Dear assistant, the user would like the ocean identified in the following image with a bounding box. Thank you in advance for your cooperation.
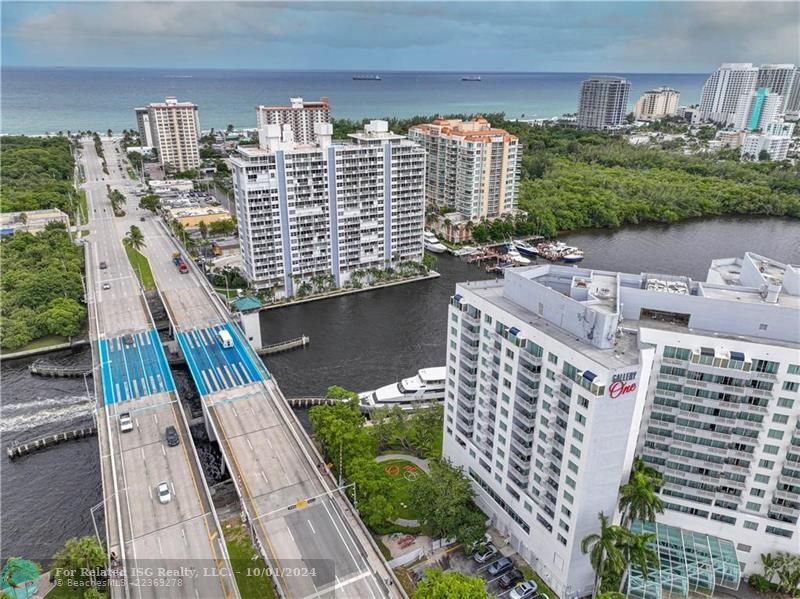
[1,67,707,135]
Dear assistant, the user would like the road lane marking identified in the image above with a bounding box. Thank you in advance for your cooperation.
[287,527,295,542]
[308,520,316,534]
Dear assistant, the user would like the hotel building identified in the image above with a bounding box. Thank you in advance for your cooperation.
[697,64,759,125]
[231,120,425,298]
[408,118,521,219]
[256,97,331,145]
[633,88,681,122]
[732,88,783,131]
[134,97,200,172]
[576,76,631,130]
[443,253,799,598]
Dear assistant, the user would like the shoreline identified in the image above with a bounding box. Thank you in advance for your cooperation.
[259,271,441,311]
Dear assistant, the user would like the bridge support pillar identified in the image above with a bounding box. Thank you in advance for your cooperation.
[239,310,263,350]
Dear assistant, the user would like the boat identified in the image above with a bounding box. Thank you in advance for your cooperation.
[353,75,382,81]
[462,76,482,82]
[513,239,539,258]
[561,248,584,263]
[453,246,478,257]
[358,367,446,412]
[505,247,531,266]
[425,241,447,253]
[424,230,439,243]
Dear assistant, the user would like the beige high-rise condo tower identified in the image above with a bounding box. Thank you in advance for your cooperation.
[135,97,200,173]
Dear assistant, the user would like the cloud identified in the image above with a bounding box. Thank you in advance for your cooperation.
[3,1,799,70]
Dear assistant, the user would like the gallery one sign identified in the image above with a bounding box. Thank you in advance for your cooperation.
[609,371,638,399]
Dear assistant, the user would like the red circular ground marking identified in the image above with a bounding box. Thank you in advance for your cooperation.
[384,465,400,476]
[403,465,417,472]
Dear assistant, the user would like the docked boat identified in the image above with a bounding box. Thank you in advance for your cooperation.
[453,246,478,257]
[513,239,539,258]
[353,74,381,81]
[561,247,585,263]
[424,231,447,253]
[359,367,446,412]
[505,248,531,266]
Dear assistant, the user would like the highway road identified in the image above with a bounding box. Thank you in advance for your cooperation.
[81,139,239,599]
[101,142,400,598]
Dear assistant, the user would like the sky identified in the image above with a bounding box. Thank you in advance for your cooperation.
[2,1,798,72]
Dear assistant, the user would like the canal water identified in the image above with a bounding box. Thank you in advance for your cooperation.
[2,216,798,561]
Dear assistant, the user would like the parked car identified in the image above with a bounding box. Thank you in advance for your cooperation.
[157,482,171,504]
[123,334,134,346]
[119,412,133,433]
[487,557,514,577]
[473,543,498,564]
[165,426,180,447]
[510,580,539,599]
[499,569,524,589]
[102,283,111,290]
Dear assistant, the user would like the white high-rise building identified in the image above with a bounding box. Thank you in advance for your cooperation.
[741,121,795,161]
[134,97,200,172]
[633,88,681,121]
[256,97,331,145]
[577,76,631,129]
[232,120,425,298]
[443,253,799,598]
[732,88,783,131]
[408,118,521,219]
[697,63,759,125]
[757,64,798,113]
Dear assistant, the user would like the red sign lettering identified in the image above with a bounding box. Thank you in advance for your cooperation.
[609,380,637,399]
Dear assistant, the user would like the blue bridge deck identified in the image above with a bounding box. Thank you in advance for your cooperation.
[99,330,176,405]
[176,323,263,397]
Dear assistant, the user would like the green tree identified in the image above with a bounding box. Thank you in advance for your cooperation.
[581,512,625,598]
[758,149,771,161]
[123,225,146,252]
[39,297,86,338]
[138,193,160,213]
[409,459,485,547]
[325,385,359,401]
[345,457,397,527]
[761,552,779,584]
[51,536,106,590]
[618,469,663,526]
[612,530,657,593]
[199,220,209,240]
[413,569,488,599]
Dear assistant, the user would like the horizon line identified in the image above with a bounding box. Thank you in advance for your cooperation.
[2,64,712,76]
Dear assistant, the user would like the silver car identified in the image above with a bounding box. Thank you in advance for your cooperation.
[157,482,171,504]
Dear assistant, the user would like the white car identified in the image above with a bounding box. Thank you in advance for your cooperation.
[510,581,539,599]
[118,412,133,433]
[157,482,171,504]
[102,283,111,290]
[472,543,498,563]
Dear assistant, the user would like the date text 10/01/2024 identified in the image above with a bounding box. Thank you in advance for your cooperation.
[54,566,319,580]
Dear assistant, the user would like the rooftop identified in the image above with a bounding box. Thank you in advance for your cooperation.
[410,118,517,143]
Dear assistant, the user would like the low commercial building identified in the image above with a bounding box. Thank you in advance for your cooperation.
[232,120,425,298]
[167,206,232,228]
[149,179,195,195]
[0,208,71,235]
[443,252,799,598]
[714,130,747,149]
[408,118,521,220]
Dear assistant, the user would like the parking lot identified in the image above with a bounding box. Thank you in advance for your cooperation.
[176,323,262,396]
[99,329,176,405]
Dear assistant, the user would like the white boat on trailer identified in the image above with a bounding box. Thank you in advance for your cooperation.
[359,366,446,412]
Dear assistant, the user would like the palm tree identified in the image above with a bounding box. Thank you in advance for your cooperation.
[582,512,625,598]
[762,553,778,584]
[123,225,146,252]
[616,530,657,592]
[618,469,664,526]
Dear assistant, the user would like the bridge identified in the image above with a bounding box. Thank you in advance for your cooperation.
[80,139,239,599]
[95,141,401,598]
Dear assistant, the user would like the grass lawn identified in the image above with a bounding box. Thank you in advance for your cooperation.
[124,246,156,290]
[127,167,138,181]
[77,190,88,224]
[519,564,558,599]
[46,583,108,598]
[2,334,70,355]
[222,518,278,599]
[378,459,428,521]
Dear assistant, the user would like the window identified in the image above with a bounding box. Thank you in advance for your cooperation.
[759,459,775,469]
[743,521,758,531]
[754,474,771,484]
[566,476,576,489]
[563,491,573,504]
[561,506,572,518]
[570,445,582,458]
[568,461,579,474]
[773,414,790,424]
[759,324,768,331]
[745,501,761,512]
[764,445,780,455]
[768,429,785,440]
[766,526,794,539]
[575,413,586,426]
[664,346,691,360]
[778,398,795,408]
[524,502,532,513]
[548,352,558,365]
[506,348,515,358]
[573,430,584,443]
[788,364,800,375]
[500,407,509,417]
[737,543,751,552]
[750,488,766,498]
[753,359,779,374]
[499,421,507,431]
[578,396,589,409]
[783,381,799,392]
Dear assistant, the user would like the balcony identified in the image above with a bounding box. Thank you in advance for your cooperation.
[508,470,529,489]
[774,488,800,501]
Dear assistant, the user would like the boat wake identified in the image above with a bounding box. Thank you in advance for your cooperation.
[1,395,94,433]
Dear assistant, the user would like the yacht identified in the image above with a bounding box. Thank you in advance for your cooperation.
[424,231,447,253]
[513,239,539,258]
[353,74,382,81]
[561,247,585,263]
[359,367,446,412]
[453,246,478,257]
[505,247,531,266]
